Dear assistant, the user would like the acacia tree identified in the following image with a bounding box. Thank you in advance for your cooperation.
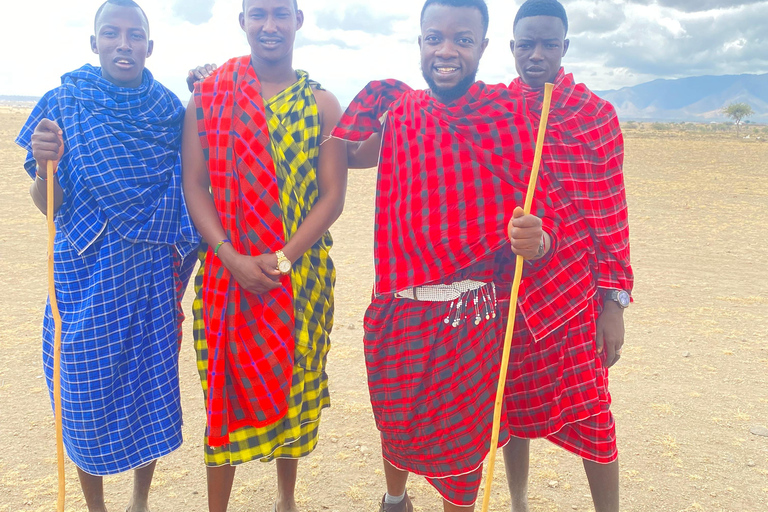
[722,102,754,134]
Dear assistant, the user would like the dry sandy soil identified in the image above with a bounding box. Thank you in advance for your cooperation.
[0,107,766,512]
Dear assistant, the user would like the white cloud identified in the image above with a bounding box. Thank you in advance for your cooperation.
[1,0,767,105]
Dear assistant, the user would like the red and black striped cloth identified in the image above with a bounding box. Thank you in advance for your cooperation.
[194,56,295,447]
[331,79,550,296]
[501,69,633,462]
[335,80,550,506]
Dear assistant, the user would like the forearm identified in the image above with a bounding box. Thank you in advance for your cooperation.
[29,174,63,215]
[184,183,229,251]
[347,133,382,169]
[282,194,344,263]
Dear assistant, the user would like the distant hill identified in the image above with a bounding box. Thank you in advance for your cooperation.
[0,95,39,107]
[596,73,768,124]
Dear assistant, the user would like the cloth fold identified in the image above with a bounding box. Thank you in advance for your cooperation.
[332,79,545,296]
[510,69,633,294]
[194,56,295,447]
[16,64,199,257]
[15,64,197,475]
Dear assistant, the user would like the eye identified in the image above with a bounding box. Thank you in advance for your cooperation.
[425,35,440,43]
[458,37,474,46]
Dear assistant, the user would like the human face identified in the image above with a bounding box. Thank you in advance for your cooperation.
[240,0,303,64]
[419,4,488,104]
[90,4,152,89]
[511,15,569,89]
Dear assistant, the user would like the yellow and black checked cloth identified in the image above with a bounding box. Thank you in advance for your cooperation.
[193,71,335,466]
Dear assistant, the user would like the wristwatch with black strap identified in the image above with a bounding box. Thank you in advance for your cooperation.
[606,289,631,309]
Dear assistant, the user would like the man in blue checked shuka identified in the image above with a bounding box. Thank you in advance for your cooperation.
[15,1,199,511]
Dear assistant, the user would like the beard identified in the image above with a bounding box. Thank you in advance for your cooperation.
[421,68,478,104]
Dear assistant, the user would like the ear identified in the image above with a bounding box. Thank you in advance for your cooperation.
[510,39,515,53]
[479,38,489,57]
[563,38,570,57]
[296,9,304,30]
[146,40,154,58]
[239,11,246,31]
[418,35,423,50]
[90,35,98,55]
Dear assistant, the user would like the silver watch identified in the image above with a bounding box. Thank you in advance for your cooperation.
[607,289,631,309]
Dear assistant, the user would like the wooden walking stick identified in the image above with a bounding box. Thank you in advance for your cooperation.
[46,159,66,512]
[480,82,555,512]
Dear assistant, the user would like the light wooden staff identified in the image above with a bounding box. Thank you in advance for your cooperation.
[46,159,65,512]
[480,82,555,512]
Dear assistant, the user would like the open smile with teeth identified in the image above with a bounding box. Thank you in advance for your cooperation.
[115,59,134,68]
[435,66,459,74]
[260,38,282,46]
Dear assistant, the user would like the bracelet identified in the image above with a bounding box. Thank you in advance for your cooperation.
[534,234,546,259]
[214,239,230,257]
[35,166,47,181]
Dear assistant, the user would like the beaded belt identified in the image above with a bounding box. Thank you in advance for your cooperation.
[395,280,498,327]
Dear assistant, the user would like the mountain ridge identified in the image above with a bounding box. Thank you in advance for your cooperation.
[595,73,768,123]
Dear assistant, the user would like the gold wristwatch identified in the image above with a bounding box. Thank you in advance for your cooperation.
[275,249,292,275]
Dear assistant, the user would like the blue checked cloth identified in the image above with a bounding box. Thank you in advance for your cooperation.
[16,65,200,476]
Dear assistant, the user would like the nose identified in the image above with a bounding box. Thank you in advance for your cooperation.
[117,33,132,52]
[263,15,278,33]
[530,43,544,61]
[435,41,458,59]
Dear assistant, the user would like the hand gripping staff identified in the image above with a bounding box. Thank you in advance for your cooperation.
[46,158,66,512]
[480,82,555,512]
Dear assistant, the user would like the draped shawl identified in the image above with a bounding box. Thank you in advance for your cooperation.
[194,56,296,447]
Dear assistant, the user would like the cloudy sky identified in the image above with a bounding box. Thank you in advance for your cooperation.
[2,0,767,104]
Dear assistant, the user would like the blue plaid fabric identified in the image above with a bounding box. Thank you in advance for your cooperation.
[16,65,199,476]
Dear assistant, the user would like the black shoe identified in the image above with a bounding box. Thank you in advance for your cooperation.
[378,492,413,512]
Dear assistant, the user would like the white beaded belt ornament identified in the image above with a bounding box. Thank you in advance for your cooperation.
[395,280,498,328]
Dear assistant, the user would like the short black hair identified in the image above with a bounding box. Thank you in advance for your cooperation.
[242,0,299,11]
[514,0,568,36]
[420,0,490,37]
[94,0,149,34]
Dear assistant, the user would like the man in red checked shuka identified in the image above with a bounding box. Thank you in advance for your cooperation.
[500,2,634,512]
[332,1,573,510]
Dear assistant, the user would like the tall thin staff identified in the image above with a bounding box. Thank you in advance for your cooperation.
[46,159,65,512]
[480,82,555,512]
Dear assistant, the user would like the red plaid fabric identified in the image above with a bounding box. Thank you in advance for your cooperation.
[548,404,617,464]
[426,464,484,507]
[194,56,295,447]
[332,80,547,295]
[503,296,614,463]
[510,69,633,297]
[363,268,510,480]
[498,69,631,461]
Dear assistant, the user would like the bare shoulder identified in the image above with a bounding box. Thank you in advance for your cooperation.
[311,86,342,115]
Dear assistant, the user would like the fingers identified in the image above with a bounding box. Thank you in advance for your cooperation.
[595,324,605,355]
[186,64,218,92]
[31,119,64,171]
[36,118,62,134]
[508,211,544,260]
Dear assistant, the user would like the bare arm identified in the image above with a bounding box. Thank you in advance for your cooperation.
[181,95,281,295]
[28,119,64,215]
[280,88,349,262]
[346,133,382,169]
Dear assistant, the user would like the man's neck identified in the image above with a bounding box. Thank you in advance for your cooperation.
[251,53,296,86]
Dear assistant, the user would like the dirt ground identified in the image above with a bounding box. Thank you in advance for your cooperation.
[0,107,766,512]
